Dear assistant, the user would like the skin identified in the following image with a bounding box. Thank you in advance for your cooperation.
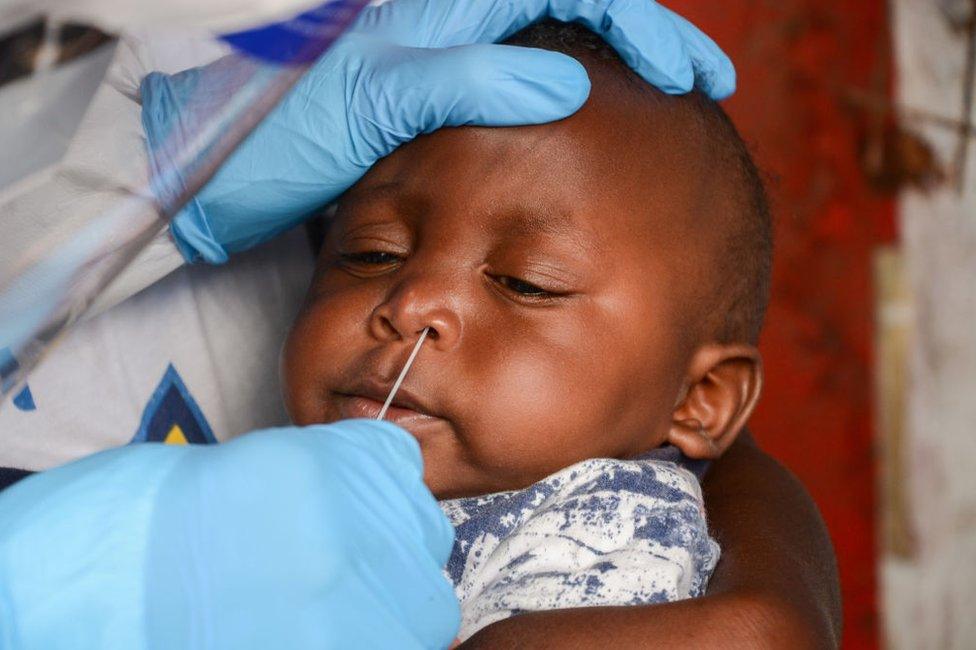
[282,52,762,499]
[282,46,840,646]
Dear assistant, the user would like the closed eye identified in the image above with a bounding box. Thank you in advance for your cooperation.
[340,251,401,266]
[494,275,558,298]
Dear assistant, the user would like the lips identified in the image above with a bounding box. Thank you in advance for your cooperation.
[333,376,442,426]
[334,394,428,422]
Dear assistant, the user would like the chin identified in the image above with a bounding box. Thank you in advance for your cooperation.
[422,466,478,500]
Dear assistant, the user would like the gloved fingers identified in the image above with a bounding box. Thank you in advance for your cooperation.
[582,0,694,94]
[551,0,735,98]
[351,0,734,99]
[353,0,648,48]
[352,0,508,47]
[229,422,456,562]
[145,424,459,648]
[658,7,736,99]
[309,420,457,562]
[296,421,462,645]
[350,41,590,157]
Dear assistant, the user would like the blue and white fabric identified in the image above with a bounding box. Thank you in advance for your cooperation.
[441,455,719,641]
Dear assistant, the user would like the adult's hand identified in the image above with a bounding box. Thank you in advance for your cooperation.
[141,0,735,263]
[0,420,459,649]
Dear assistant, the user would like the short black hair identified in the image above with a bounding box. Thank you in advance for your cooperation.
[504,20,772,344]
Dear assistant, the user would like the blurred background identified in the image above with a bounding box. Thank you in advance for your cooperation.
[671,1,975,648]
[2,1,974,647]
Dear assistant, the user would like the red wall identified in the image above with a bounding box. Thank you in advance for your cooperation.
[668,2,897,647]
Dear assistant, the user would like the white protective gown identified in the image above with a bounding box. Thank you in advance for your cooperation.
[0,30,313,470]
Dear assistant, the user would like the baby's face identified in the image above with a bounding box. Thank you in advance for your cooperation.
[282,85,723,498]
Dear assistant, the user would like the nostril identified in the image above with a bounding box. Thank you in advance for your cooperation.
[379,316,398,338]
[424,327,440,341]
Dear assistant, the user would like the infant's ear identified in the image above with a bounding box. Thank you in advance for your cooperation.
[666,343,763,460]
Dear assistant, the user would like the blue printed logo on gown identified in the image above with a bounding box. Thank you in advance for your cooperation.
[131,363,216,445]
[0,347,36,412]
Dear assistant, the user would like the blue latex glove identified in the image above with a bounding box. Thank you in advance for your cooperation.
[0,421,459,649]
[141,0,735,263]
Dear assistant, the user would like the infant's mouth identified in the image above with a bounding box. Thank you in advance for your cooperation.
[332,378,443,428]
[334,393,438,423]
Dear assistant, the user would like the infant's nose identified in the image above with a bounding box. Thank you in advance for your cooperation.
[369,277,462,352]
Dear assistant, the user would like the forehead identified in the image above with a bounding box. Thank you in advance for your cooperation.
[342,85,712,261]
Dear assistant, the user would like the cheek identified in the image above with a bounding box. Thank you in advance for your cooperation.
[456,314,633,477]
[280,292,371,423]
[459,300,687,480]
[602,305,694,444]
[281,313,326,425]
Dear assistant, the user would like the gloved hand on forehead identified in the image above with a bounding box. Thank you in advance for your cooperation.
[141,0,735,264]
[0,421,459,648]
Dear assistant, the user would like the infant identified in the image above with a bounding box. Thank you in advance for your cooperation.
[281,20,771,642]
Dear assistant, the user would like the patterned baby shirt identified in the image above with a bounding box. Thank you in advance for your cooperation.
[439,454,719,641]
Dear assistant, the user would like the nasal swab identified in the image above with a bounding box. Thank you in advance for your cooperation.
[376,326,430,420]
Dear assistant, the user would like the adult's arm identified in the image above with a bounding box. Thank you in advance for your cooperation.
[0,421,461,648]
[696,430,841,646]
[461,431,841,648]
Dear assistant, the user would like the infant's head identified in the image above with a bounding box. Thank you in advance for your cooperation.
[282,21,771,498]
